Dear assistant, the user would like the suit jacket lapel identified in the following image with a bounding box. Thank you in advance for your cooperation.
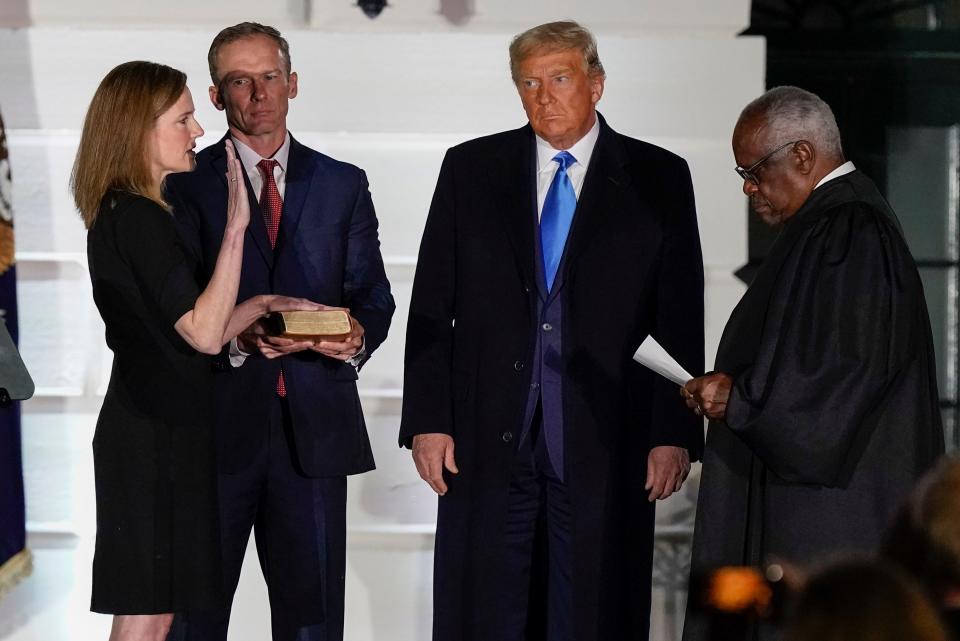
[277,135,312,252]
[490,126,539,299]
[210,136,273,268]
[557,116,630,290]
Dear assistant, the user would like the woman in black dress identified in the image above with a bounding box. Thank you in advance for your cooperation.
[71,61,314,641]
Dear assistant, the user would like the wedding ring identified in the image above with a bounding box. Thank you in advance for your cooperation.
[230,178,238,182]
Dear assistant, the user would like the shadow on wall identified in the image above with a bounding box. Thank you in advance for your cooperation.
[439,0,475,26]
[0,0,29,28]
[0,0,40,129]
[350,542,433,641]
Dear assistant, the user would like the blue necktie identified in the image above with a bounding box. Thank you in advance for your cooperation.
[540,151,577,292]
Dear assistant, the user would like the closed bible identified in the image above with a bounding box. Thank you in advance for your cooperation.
[265,310,352,341]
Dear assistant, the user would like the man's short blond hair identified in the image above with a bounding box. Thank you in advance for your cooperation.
[208,22,291,85]
[509,20,605,84]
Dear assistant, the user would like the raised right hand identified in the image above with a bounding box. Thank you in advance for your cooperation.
[224,139,250,233]
[412,433,458,495]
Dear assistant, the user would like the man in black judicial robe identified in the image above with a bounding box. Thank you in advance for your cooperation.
[681,86,945,641]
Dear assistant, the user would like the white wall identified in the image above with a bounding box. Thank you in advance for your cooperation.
[0,3,764,640]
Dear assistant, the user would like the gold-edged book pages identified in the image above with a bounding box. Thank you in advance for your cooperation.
[265,310,351,341]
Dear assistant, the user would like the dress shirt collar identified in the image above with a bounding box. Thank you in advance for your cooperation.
[231,132,292,177]
[535,115,601,175]
[814,160,856,189]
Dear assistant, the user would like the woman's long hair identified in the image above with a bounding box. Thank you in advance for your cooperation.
[71,60,186,228]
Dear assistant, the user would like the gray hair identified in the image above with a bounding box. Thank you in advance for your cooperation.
[740,86,844,160]
[509,20,605,84]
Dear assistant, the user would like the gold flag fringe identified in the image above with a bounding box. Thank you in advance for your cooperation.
[0,224,14,274]
[0,548,32,600]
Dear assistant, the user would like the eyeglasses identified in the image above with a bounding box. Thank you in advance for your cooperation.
[734,140,799,185]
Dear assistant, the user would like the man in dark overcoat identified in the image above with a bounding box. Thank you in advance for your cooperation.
[681,86,945,641]
[400,20,705,641]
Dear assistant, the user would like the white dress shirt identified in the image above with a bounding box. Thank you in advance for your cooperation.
[232,133,291,200]
[814,160,856,190]
[535,116,601,219]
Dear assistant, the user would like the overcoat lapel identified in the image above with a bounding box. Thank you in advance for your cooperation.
[557,117,631,294]
[209,136,273,268]
[489,126,538,298]
[487,118,630,302]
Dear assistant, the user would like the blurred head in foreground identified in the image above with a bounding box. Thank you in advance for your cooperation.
[784,559,946,641]
[883,456,960,610]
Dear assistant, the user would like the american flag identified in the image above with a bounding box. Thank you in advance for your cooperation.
[0,107,30,600]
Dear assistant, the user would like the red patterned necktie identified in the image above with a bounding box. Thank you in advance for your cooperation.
[256,159,286,397]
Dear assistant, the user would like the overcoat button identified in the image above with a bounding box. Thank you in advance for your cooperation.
[502,431,513,443]
[542,323,553,331]
[513,360,525,371]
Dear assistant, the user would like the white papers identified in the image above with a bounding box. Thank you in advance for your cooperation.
[632,336,692,386]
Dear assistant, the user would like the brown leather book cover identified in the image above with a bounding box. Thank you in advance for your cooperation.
[265,310,351,341]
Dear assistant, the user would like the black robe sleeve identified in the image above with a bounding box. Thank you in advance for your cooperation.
[724,203,922,486]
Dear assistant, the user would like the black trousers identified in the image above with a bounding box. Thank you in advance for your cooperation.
[168,397,347,641]
[493,410,574,641]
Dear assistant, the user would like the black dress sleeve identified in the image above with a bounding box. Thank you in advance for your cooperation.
[724,204,921,486]
[112,194,201,328]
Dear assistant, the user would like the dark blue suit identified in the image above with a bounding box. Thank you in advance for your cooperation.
[165,135,394,641]
[518,208,568,479]
[500,217,574,640]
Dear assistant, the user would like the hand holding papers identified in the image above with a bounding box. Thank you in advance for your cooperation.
[633,335,692,386]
